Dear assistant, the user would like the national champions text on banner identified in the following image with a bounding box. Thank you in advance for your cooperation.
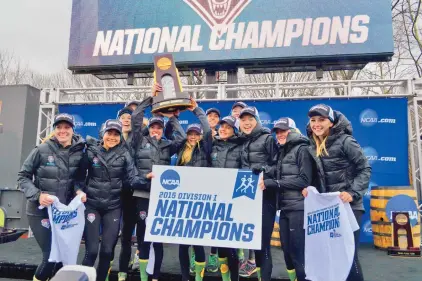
[68,0,393,71]
[59,97,410,243]
[144,165,263,249]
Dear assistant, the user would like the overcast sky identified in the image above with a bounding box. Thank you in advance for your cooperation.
[0,0,72,74]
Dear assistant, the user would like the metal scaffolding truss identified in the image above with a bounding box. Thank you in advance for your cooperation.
[38,79,422,200]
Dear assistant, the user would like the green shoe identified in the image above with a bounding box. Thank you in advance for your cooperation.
[206,254,219,273]
[118,272,127,281]
[189,251,196,275]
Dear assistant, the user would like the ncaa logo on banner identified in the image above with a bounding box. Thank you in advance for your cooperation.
[385,195,419,227]
[362,220,372,235]
[232,171,258,200]
[160,169,181,190]
[360,109,396,127]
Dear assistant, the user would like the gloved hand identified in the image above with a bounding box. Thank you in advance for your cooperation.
[251,166,264,175]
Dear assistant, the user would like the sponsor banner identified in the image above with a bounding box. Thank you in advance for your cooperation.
[68,0,393,70]
[144,165,263,249]
[59,97,409,243]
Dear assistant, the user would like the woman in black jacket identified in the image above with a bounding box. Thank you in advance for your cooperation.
[238,107,277,281]
[211,115,243,281]
[304,104,371,281]
[176,98,213,281]
[259,118,314,281]
[18,113,86,281]
[118,93,186,281]
[81,119,147,281]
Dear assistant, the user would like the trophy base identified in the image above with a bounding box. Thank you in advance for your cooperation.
[387,246,421,257]
[151,93,191,114]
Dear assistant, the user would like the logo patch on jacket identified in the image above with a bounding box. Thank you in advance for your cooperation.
[41,219,50,229]
[46,156,55,166]
[145,143,151,149]
[92,157,101,168]
[139,211,147,220]
[211,152,218,161]
[87,213,96,223]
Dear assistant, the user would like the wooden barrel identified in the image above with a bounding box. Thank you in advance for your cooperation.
[270,222,281,247]
[370,186,421,250]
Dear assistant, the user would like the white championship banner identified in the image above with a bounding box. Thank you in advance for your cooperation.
[144,165,263,249]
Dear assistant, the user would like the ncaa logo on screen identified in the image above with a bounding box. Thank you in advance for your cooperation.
[160,169,181,190]
[360,109,396,127]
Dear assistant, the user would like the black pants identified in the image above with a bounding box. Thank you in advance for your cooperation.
[279,210,307,281]
[179,245,205,281]
[347,210,364,281]
[255,200,276,281]
[119,196,163,278]
[218,248,239,281]
[82,207,122,281]
[210,247,217,255]
[27,213,63,281]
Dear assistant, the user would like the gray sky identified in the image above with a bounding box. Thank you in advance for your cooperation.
[0,0,72,74]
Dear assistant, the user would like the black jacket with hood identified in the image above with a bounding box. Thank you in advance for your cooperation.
[307,111,371,211]
[18,135,86,216]
[264,132,314,211]
[176,107,213,167]
[211,134,243,169]
[82,137,146,211]
[239,124,277,202]
[131,97,186,198]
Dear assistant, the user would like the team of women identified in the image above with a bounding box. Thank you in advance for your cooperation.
[18,83,370,281]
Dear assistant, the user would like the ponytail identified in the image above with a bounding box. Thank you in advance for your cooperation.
[42,131,55,144]
[312,134,329,157]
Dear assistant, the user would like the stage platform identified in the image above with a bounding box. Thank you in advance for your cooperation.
[0,238,421,281]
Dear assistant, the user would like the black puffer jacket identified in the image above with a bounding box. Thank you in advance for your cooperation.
[18,135,86,216]
[176,107,212,167]
[240,125,277,202]
[264,132,314,211]
[307,111,371,211]
[131,97,186,198]
[83,137,146,211]
[211,135,243,169]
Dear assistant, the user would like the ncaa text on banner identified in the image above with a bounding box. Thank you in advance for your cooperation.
[68,0,393,71]
[144,165,263,249]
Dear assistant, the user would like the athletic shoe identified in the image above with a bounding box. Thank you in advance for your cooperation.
[206,254,219,273]
[239,260,257,277]
[118,272,127,281]
[189,252,196,275]
[131,250,140,271]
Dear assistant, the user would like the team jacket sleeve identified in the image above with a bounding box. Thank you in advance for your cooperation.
[17,147,41,203]
[74,152,89,193]
[265,135,277,166]
[165,116,187,155]
[343,136,372,201]
[194,107,213,156]
[131,97,153,151]
[124,151,147,189]
[264,147,313,191]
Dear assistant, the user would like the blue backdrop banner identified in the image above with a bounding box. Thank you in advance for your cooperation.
[59,97,410,243]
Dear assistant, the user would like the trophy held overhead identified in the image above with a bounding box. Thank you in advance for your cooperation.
[152,54,192,114]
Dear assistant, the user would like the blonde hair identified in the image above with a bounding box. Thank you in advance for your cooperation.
[42,131,55,143]
[313,134,329,157]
